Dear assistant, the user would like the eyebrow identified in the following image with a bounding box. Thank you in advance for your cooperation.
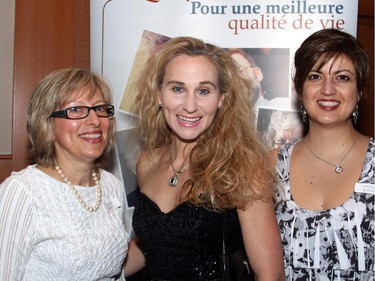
[63,100,107,108]
[310,69,355,75]
[166,80,218,89]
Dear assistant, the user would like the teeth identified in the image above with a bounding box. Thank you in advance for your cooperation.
[178,115,200,122]
[318,101,339,107]
[81,133,101,139]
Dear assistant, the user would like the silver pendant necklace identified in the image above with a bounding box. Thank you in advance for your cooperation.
[304,135,358,174]
[169,149,190,187]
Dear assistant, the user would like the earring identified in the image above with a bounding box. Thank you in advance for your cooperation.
[352,104,359,124]
[300,104,307,123]
[158,104,162,111]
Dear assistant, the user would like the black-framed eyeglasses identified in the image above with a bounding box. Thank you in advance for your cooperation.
[50,104,115,120]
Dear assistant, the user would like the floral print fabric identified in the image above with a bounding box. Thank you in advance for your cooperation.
[274,138,374,281]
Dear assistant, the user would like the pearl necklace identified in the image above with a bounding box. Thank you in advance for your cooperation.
[54,164,103,212]
[304,135,358,174]
[169,150,190,187]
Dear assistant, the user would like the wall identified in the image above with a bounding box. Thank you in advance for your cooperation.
[0,0,14,155]
[356,0,374,135]
[0,0,15,180]
[9,0,90,178]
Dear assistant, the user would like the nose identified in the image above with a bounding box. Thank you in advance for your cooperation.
[321,78,336,95]
[85,109,101,126]
[183,93,198,113]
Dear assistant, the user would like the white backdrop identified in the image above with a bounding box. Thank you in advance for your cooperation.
[90,0,359,214]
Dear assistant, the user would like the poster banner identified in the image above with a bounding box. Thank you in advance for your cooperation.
[90,0,358,210]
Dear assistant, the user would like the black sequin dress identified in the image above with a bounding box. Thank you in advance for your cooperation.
[132,193,243,281]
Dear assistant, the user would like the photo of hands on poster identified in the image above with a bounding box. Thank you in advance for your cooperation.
[257,108,303,150]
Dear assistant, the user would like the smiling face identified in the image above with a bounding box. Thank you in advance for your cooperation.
[53,89,111,165]
[302,54,359,127]
[158,54,225,142]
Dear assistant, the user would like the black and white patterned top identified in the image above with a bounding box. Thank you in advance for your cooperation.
[274,138,374,281]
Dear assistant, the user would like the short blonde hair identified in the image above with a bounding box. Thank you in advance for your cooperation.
[27,68,115,167]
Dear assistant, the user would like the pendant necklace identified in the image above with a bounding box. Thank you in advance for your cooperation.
[304,135,358,174]
[54,164,103,212]
[169,150,190,187]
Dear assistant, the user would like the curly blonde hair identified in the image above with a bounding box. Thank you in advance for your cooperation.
[133,36,276,210]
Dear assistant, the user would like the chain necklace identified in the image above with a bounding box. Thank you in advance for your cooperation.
[54,164,103,212]
[304,135,358,174]
[169,150,190,187]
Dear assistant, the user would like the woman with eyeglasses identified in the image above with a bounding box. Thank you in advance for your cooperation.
[0,68,129,280]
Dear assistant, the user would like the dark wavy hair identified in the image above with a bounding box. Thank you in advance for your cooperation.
[293,28,370,99]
